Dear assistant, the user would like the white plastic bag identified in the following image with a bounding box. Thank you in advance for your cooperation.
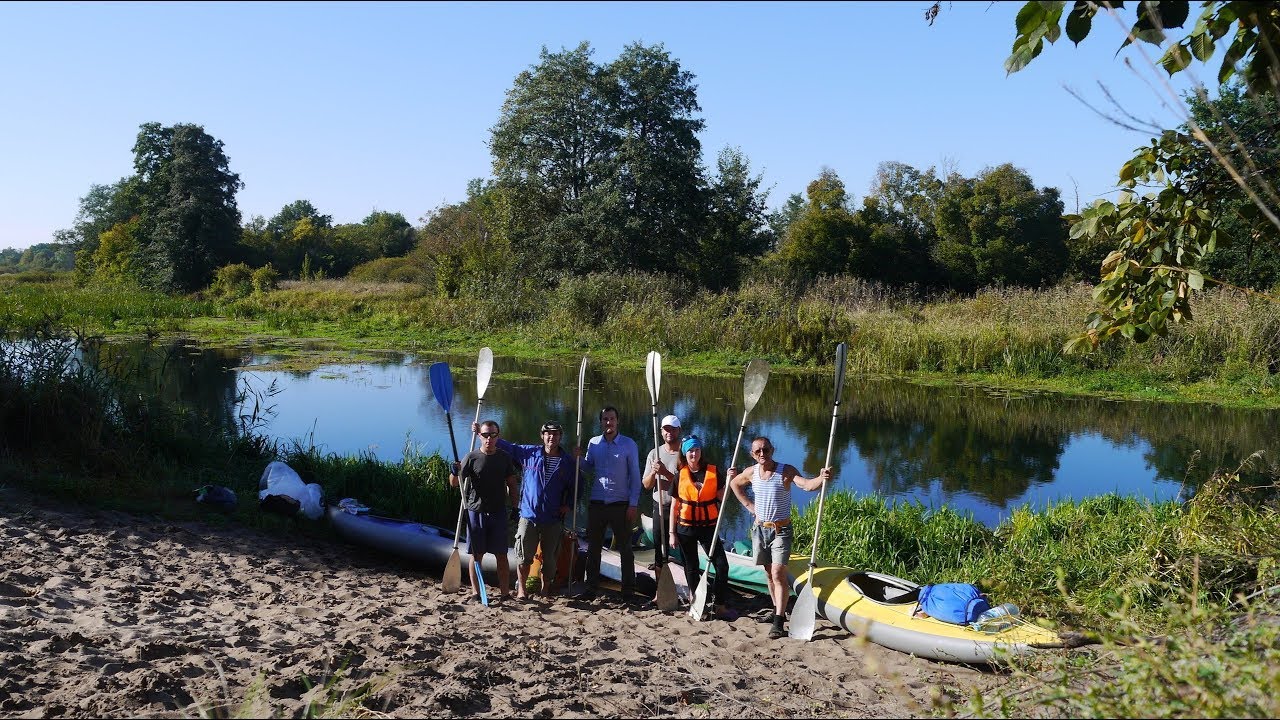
[258,461,325,520]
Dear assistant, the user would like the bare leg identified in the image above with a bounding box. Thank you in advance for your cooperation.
[496,554,511,598]
[516,563,531,599]
[467,559,480,598]
[768,564,789,617]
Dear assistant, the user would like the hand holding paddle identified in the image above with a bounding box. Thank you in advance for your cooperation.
[435,349,494,600]
[790,342,846,641]
[568,356,588,590]
[645,351,679,612]
[690,359,770,621]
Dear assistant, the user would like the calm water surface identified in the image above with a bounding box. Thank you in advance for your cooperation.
[122,341,1280,542]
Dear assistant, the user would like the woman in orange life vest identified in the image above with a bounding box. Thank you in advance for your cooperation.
[666,434,732,618]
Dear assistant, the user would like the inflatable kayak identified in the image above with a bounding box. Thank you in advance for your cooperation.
[787,556,1073,664]
[640,514,768,594]
[326,499,517,584]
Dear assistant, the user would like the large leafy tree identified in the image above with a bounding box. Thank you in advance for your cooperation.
[772,168,859,282]
[928,1,1280,348]
[489,41,719,281]
[131,123,243,291]
[1185,83,1280,290]
[932,164,1069,292]
[699,146,773,290]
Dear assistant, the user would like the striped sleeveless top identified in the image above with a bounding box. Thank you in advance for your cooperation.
[752,463,790,523]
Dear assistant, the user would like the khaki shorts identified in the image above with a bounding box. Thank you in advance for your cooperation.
[751,523,793,566]
[515,517,564,576]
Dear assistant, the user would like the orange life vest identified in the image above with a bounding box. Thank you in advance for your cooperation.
[676,465,720,528]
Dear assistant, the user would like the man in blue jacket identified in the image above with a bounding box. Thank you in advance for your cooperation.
[489,421,578,600]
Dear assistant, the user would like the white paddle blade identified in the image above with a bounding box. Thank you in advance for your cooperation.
[656,566,680,612]
[789,585,818,641]
[476,347,494,399]
[689,573,711,621]
[644,351,658,401]
[442,549,462,593]
[742,359,770,413]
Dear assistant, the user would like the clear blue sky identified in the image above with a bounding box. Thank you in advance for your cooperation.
[0,1,1218,251]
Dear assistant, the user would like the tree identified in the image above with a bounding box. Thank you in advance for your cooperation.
[772,168,859,282]
[927,1,1280,348]
[1185,82,1280,290]
[700,146,773,290]
[768,193,806,250]
[605,42,708,274]
[489,41,713,281]
[932,164,1069,291]
[131,123,243,291]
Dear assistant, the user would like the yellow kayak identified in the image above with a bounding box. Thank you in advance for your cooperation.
[788,555,1070,664]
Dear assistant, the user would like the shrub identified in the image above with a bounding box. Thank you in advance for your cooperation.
[251,264,280,294]
[210,263,254,300]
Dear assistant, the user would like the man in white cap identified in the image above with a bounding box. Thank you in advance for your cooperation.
[641,413,682,565]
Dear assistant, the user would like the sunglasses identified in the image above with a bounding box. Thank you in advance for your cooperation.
[479,431,498,438]
[752,446,773,455]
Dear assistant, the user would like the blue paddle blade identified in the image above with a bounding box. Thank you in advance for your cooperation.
[476,562,489,606]
[429,362,455,413]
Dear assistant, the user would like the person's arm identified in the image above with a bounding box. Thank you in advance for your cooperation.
[667,492,681,547]
[448,454,467,489]
[506,471,520,507]
[729,466,755,516]
[626,439,642,521]
[788,464,834,492]
[641,448,658,491]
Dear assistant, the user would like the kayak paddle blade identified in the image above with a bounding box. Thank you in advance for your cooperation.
[476,561,489,607]
[789,584,818,641]
[429,362,455,414]
[442,549,462,593]
[689,572,711,621]
[476,347,493,400]
[656,565,680,612]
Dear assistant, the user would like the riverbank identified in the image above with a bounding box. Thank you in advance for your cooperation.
[0,487,993,719]
[4,273,1280,409]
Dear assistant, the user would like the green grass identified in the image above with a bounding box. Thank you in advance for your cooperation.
[6,272,1280,408]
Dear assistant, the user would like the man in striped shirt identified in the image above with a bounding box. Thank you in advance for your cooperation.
[727,436,833,639]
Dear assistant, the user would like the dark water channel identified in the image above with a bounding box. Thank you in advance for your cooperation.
[121,341,1280,543]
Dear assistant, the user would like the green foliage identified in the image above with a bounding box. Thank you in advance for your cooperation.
[772,168,858,281]
[1065,131,1223,352]
[0,243,75,274]
[210,263,255,300]
[251,264,280,294]
[131,122,244,292]
[999,1,1280,97]
[88,218,144,288]
[346,256,431,285]
[932,163,1069,291]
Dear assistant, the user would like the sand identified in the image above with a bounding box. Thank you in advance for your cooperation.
[0,489,1001,718]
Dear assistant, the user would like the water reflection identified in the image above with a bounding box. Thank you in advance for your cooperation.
[98,341,1280,536]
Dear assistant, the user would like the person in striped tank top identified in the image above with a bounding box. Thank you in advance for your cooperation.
[727,436,833,639]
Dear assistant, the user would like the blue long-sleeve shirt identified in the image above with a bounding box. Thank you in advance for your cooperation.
[581,433,641,506]
[495,438,579,524]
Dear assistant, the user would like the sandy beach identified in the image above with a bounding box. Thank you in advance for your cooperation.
[0,489,1002,718]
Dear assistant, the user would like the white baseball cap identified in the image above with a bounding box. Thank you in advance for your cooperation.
[660,414,681,429]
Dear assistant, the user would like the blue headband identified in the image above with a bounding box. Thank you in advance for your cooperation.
[681,436,701,454]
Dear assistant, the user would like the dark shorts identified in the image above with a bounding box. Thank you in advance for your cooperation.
[467,510,508,557]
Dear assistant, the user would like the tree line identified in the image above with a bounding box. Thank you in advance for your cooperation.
[44,28,1278,334]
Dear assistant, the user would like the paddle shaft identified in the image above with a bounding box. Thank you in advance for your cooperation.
[806,396,840,570]
[648,363,667,565]
[449,399,483,550]
[569,357,587,585]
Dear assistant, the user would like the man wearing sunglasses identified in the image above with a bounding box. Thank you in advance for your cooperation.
[450,419,520,603]
[479,420,579,600]
[727,437,833,639]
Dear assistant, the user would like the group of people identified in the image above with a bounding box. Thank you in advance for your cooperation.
[448,407,833,639]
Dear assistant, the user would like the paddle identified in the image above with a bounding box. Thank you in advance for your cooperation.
[789,342,847,641]
[438,349,493,598]
[567,355,588,591]
[689,359,770,621]
[645,350,680,611]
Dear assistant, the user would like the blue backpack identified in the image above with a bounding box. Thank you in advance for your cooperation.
[916,583,991,625]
